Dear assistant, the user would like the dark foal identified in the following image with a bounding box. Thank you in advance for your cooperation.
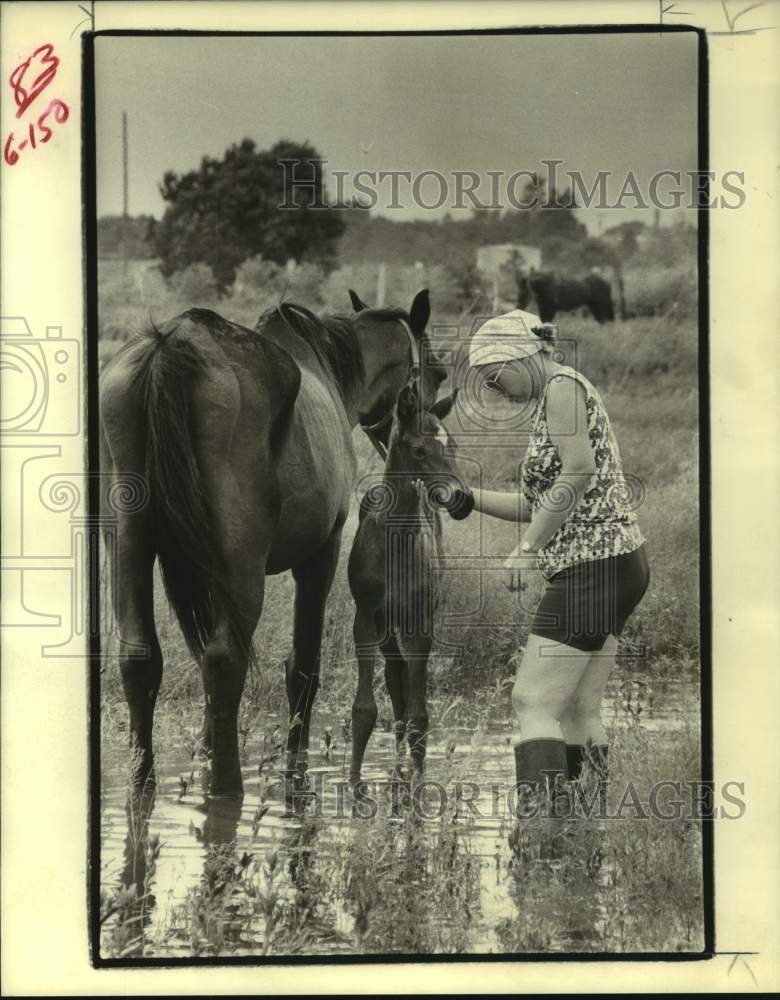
[347,379,473,788]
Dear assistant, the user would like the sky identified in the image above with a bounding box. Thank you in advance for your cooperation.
[95,32,699,233]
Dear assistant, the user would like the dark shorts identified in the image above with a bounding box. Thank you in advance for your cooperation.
[530,544,650,653]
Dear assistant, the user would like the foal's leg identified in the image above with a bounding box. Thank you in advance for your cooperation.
[380,634,409,774]
[285,526,343,774]
[349,608,379,788]
[401,633,432,782]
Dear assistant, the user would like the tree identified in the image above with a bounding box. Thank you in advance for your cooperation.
[601,220,647,261]
[153,138,345,292]
[501,176,587,252]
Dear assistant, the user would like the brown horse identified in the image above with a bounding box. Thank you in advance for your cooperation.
[347,378,473,788]
[99,289,446,799]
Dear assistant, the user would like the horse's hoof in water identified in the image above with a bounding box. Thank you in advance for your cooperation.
[203,795,243,846]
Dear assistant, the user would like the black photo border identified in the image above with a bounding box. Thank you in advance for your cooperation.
[84,23,713,970]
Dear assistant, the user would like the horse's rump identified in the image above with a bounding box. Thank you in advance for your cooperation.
[100,310,301,660]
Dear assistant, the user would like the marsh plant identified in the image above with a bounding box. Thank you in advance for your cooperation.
[338,794,483,953]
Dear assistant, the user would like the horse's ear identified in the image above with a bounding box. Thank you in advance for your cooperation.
[429,387,459,422]
[396,379,419,422]
[348,289,368,312]
[409,289,430,338]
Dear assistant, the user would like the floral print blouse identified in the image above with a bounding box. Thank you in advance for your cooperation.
[521,367,645,579]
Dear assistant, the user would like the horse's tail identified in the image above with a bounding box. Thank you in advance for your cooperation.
[131,322,251,664]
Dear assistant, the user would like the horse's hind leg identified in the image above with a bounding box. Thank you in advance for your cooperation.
[197,492,269,799]
[101,439,162,789]
[201,591,262,798]
[198,509,268,797]
[192,369,272,799]
[116,520,162,787]
[286,525,343,779]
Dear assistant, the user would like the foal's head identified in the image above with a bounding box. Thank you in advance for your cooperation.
[389,377,457,473]
[386,379,473,518]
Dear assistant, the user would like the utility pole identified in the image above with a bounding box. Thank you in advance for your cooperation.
[121,111,129,276]
[122,111,128,219]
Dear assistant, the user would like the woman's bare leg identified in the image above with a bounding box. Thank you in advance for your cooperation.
[511,633,593,790]
[558,634,618,803]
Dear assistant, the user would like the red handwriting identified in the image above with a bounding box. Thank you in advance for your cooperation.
[9,43,59,118]
[4,98,69,166]
[4,44,67,167]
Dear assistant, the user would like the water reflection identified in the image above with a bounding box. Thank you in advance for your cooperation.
[101,678,701,958]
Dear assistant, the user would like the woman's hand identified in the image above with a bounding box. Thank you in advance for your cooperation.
[503,565,528,592]
[427,485,475,520]
[502,548,537,592]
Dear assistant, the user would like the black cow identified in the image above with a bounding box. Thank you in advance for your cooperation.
[517,271,615,324]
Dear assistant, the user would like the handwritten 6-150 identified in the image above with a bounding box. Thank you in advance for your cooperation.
[4,97,69,166]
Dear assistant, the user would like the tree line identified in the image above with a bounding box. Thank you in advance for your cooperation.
[97,137,696,295]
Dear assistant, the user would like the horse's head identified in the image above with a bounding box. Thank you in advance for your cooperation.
[348,288,448,425]
[387,378,474,519]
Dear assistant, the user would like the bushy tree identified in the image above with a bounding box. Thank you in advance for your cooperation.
[153,138,345,293]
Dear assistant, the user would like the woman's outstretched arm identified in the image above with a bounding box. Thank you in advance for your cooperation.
[471,488,533,522]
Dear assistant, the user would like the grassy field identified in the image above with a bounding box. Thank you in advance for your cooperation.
[98,259,703,956]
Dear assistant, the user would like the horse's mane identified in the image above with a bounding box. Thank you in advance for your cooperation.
[260,302,412,401]
[256,302,363,400]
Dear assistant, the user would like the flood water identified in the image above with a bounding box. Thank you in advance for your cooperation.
[99,671,701,959]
